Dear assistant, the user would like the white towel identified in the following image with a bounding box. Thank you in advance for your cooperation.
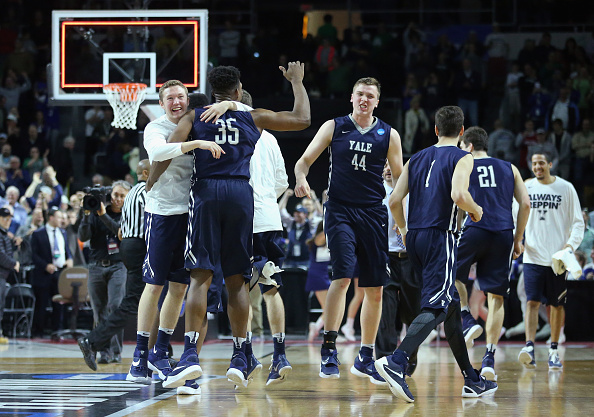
[551,247,583,280]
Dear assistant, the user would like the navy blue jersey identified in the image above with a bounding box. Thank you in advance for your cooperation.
[464,157,515,231]
[408,145,468,232]
[190,109,261,180]
[327,115,391,206]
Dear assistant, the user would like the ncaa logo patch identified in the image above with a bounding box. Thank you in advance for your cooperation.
[377,128,386,135]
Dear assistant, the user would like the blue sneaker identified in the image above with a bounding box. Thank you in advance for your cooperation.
[126,348,152,385]
[320,348,340,379]
[177,379,201,395]
[266,354,292,386]
[226,351,248,388]
[462,311,483,349]
[480,351,497,381]
[148,347,173,380]
[162,349,203,389]
[462,369,498,397]
[351,353,387,385]
[548,348,563,370]
[374,355,414,403]
[247,353,263,380]
[518,345,537,369]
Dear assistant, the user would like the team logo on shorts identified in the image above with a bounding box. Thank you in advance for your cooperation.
[377,128,386,135]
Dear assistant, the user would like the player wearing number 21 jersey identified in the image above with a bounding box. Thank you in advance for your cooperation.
[295,77,403,383]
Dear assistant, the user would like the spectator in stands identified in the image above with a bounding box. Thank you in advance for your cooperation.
[527,82,552,128]
[300,192,324,234]
[488,119,516,162]
[535,32,556,67]
[517,39,538,70]
[0,70,31,112]
[403,95,430,155]
[578,208,593,253]
[402,22,425,72]
[546,86,580,134]
[519,64,540,117]
[484,23,509,92]
[16,206,44,238]
[317,14,338,45]
[15,123,46,162]
[23,146,47,177]
[51,135,75,188]
[572,118,594,199]
[305,222,331,342]
[501,61,523,131]
[314,38,336,96]
[422,72,445,119]
[548,118,573,179]
[24,166,63,209]
[581,248,594,280]
[516,119,539,176]
[572,65,591,116]
[0,185,27,233]
[0,144,12,169]
[455,58,481,127]
[401,73,420,112]
[527,128,559,174]
[281,201,311,268]
[5,156,31,196]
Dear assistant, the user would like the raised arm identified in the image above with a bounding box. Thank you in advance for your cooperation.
[511,164,530,258]
[250,62,311,131]
[294,120,334,198]
[451,154,482,222]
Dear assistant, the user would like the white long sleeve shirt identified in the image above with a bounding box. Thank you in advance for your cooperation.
[250,130,289,233]
[143,114,193,215]
[524,176,584,266]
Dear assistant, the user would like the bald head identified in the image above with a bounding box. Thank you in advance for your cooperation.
[136,159,150,180]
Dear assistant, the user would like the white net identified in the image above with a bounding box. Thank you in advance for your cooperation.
[103,83,148,130]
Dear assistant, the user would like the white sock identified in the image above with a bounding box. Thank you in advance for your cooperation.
[158,327,174,335]
[461,306,470,313]
[185,331,199,344]
[486,343,496,353]
[233,336,247,349]
[137,331,150,338]
[273,333,285,343]
[345,317,354,328]
[246,331,252,344]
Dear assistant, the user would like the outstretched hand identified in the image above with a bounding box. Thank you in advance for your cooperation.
[279,61,305,84]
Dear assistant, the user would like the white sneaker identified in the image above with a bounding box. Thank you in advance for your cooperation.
[505,322,525,338]
[341,324,356,342]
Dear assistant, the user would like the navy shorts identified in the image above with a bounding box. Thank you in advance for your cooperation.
[407,228,459,312]
[143,212,190,286]
[185,178,253,279]
[523,263,567,307]
[324,200,388,287]
[456,227,514,297]
[251,231,285,294]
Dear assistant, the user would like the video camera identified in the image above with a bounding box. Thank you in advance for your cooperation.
[82,186,112,211]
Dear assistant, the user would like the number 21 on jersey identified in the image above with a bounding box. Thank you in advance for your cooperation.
[477,165,497,188]
[215,118,239,144]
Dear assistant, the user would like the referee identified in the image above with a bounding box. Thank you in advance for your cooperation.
[78,160,150,370]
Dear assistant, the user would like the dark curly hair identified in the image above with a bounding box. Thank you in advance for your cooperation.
[207,66,241,95]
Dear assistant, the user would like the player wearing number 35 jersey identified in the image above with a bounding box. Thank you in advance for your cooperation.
[294,77,403,384]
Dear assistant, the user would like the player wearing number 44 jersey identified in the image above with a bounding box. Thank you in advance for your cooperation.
[165,62,310,389]
[295,77,403,385]
[377,106,497,402]
[455,127,530,382]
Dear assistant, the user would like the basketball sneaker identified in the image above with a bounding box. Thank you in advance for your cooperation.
[126,348,152,385]
[163,348,203,389]
[351,353,387,385]
[320,348,340,378]
[461,369,498,398]
[227,351,249,388]
[374,355,414,403]
[462,311,483,349]
[247,353,263,380]
[266,354,293,386]
[177,379,201,395]
[341,324,356,342]
[480,351,497,381]
[77,337,97,371]
[548,348,563,370]
[518,345,537,369]
[148,346,173,380]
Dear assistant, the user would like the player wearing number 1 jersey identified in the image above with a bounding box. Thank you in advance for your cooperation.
[376,106,497,402]
[294,77,403,384]
[164,63,310,388]
[455,126,530,381]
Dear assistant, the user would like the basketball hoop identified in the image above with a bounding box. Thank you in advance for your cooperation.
[103,83,148,129]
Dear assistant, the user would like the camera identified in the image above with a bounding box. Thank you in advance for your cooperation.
[82,186,112,211]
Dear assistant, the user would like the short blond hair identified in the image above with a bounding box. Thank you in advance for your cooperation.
[158,80,188,102]
[353,77,381,97]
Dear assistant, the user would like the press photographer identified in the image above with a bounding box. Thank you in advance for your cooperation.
[78,180,130,363]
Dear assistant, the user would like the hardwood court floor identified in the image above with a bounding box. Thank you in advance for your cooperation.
[1,338,593,416]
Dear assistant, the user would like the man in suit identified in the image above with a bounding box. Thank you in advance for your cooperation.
[31,207,73,336]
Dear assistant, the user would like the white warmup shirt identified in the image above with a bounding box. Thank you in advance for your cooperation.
[524,176,584,266]
[143,114,193,215]
[250,130,289,233]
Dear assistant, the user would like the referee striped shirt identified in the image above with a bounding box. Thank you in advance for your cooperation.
[120,181,146,239]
